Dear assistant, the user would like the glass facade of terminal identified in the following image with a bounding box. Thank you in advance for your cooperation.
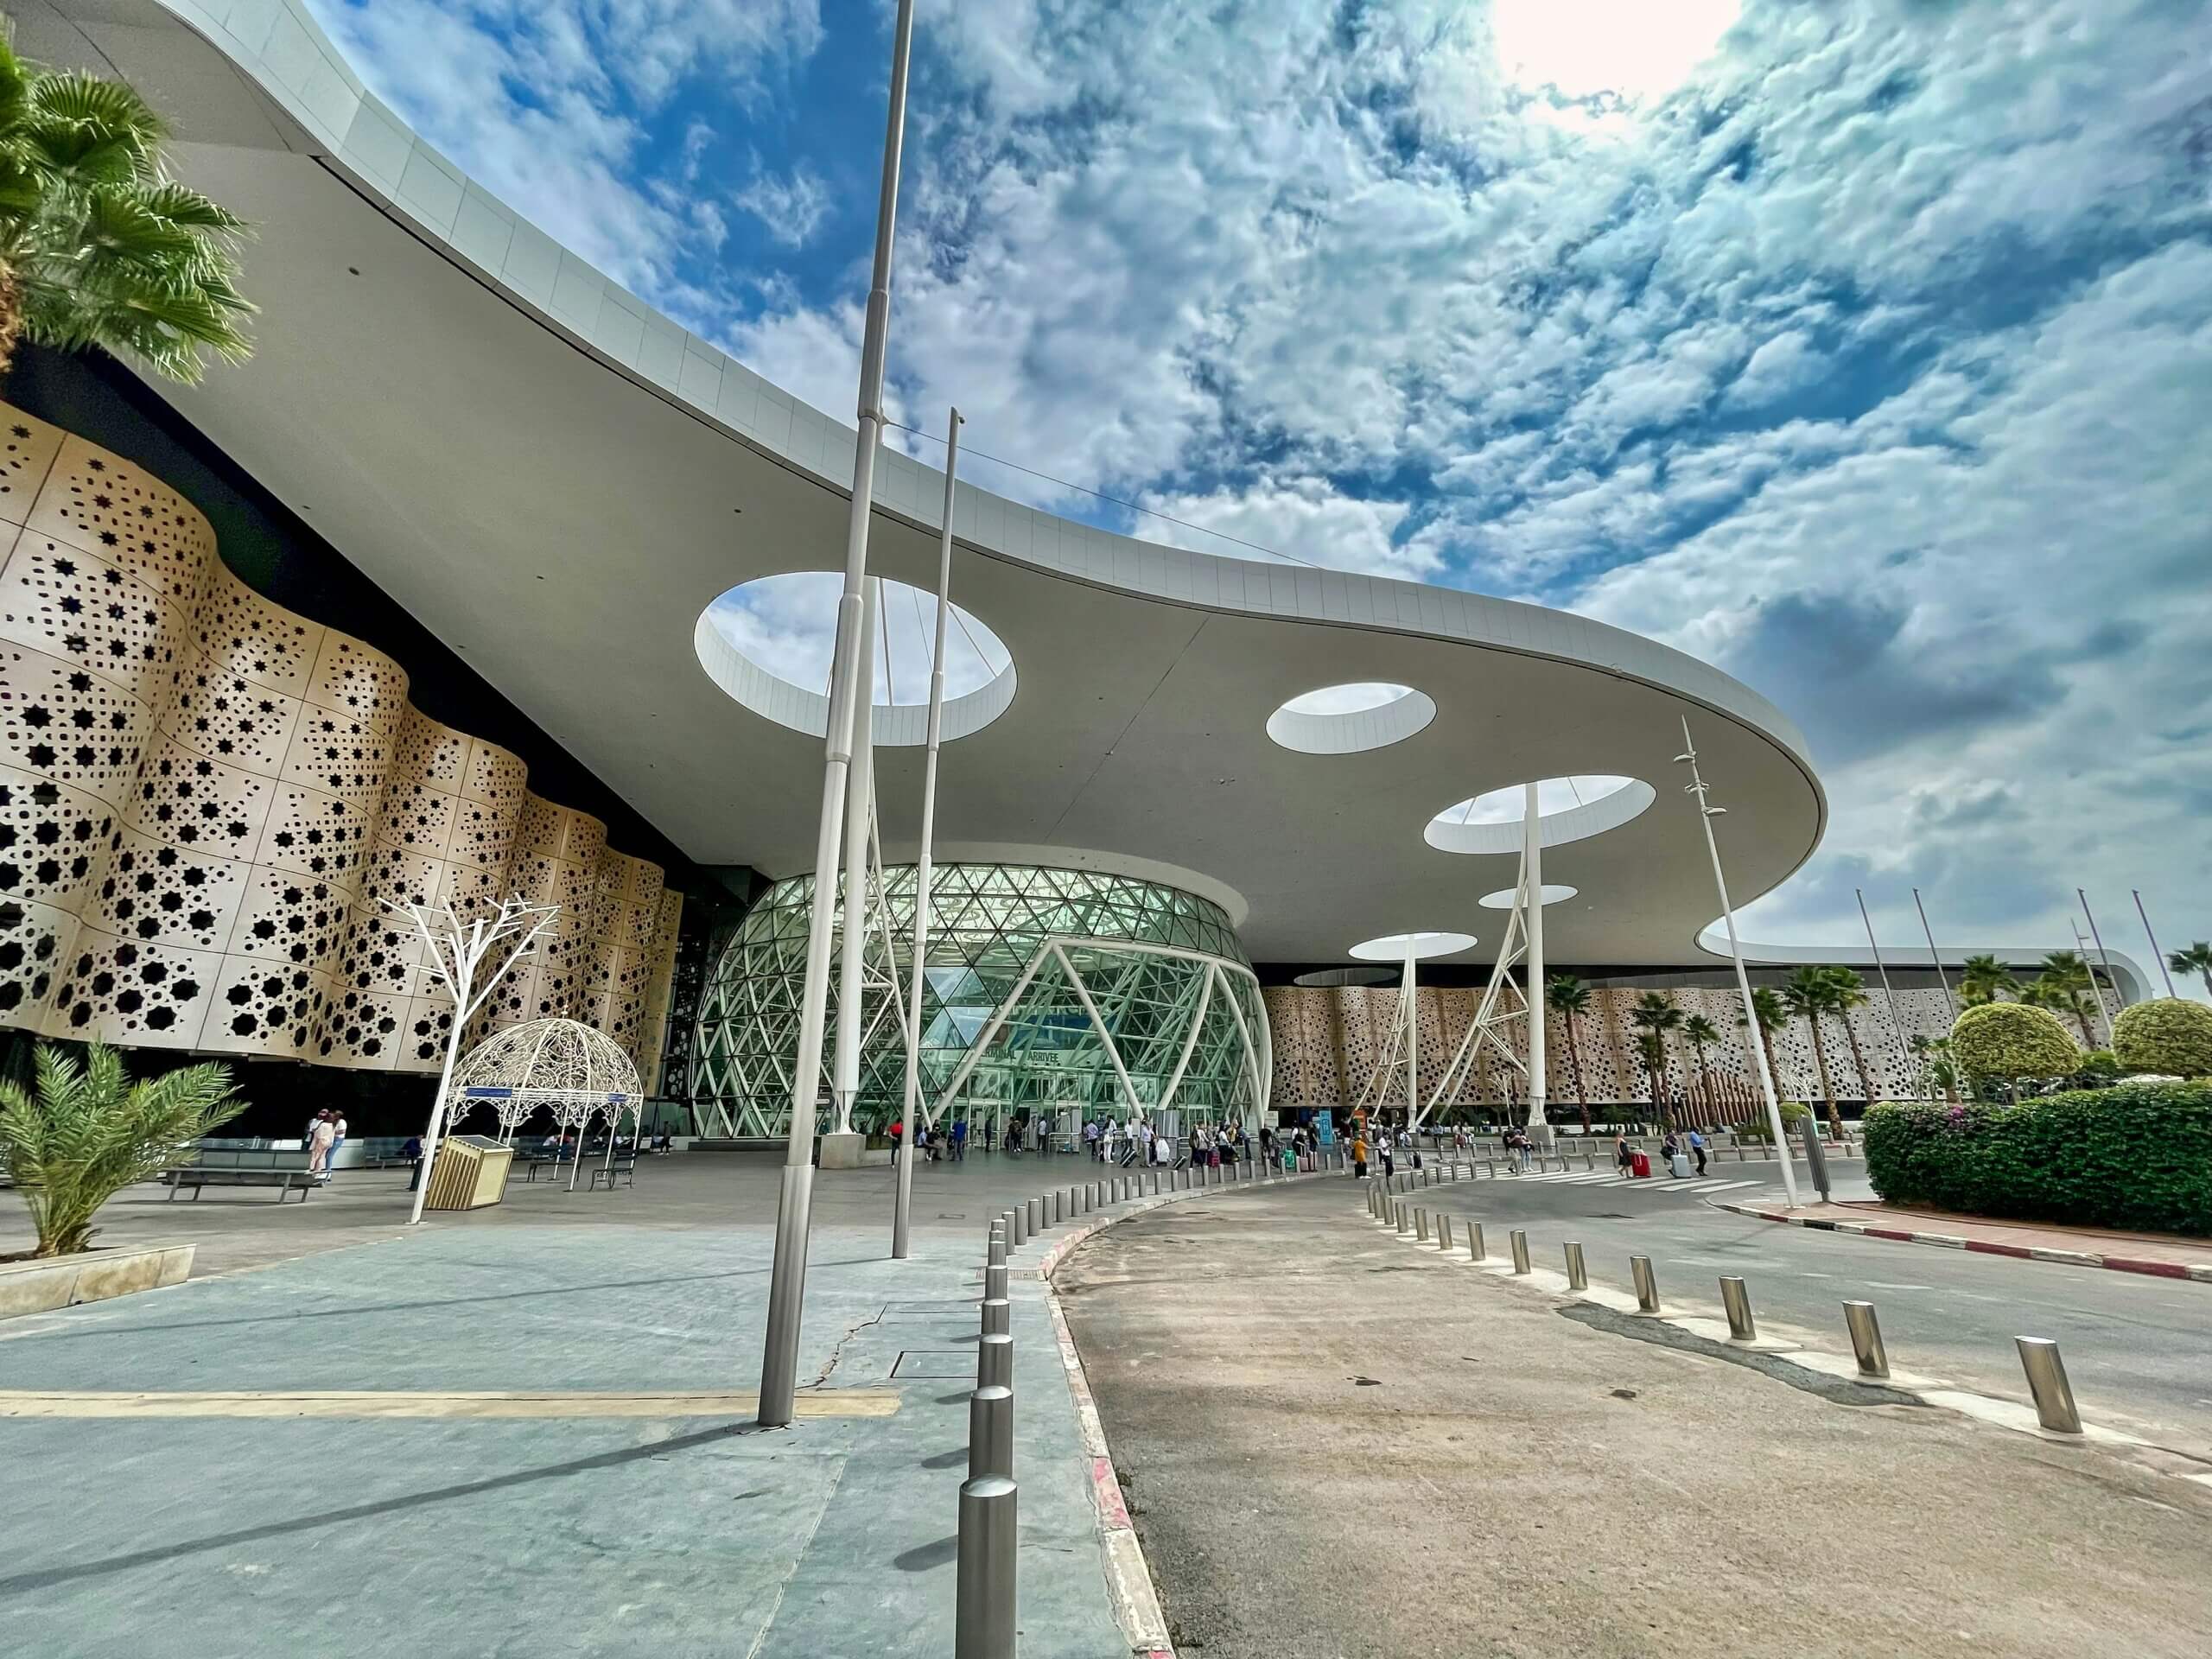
[689,864,1268,1138]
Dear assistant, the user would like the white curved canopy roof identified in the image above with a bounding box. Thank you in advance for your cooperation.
[19,0,1827,967]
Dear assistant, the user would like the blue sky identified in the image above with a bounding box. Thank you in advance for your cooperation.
[305,0,2212,976]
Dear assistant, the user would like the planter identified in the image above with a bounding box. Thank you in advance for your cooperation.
[0,1243,195,1321]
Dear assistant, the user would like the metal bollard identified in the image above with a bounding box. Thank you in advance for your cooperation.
[1415,1209,1429,1242]
[1027,1198,1042,1234]
[1466,1222,1485,1262]
[1051,1191,1063,1225]
[1438,1214,1453,1249]
[981,1297,1010,1338]
[1396,1204,1412,1235]
[1007,1208,1025,1247]
[1719,1276,1756,1342]
[969,1383,1014,1480]
[987,1230,1007,1268]
[1485,1160,1497,1179]
[1151,1170,1161,1195]
[1843,1301,1889,1378]
[1563,1242,1587,1290]
[976,1331,1013,1390]
[955,1473,1018,1659]
[2016,1338,2082,1433]
[1084,1183,1096,1212]
[1510,1230,1531,1274]
[1584,1151,1595,1171]
[984,1262,1007,1302]
[1630,1255,1660,1313]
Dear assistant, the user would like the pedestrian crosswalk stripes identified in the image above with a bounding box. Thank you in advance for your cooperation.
[1447,1168,1776,1198]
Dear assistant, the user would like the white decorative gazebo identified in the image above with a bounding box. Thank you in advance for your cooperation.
[450,1018,644,1190]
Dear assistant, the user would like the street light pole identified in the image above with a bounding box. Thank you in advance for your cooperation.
[1912,888,1955,1022]
[1522,781,1548,1147]
[893,407,963,1260]
[760,0,918,1431]
[1675,719,1799,1210]
[2077,888,2126,1020]
[2133,890,2177,998]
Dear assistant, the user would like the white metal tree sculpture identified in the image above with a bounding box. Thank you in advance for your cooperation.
[386,895,560,1224]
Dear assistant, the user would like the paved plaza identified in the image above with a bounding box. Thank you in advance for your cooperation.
[0,1152,1154,1659]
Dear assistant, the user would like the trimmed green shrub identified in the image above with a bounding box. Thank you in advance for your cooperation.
[1950,1001,2078,1094]
[2071,1049,2121,1085]
[1862,1082,2212,1236]
[1730,1099,1811,1142]
[2112,998,2212,1078]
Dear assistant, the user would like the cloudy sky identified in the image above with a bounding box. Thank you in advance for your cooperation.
[304,0,2212,981]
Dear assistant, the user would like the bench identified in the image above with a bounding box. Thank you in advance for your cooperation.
[588,1156,636,1192]
[518,1156,569,1182]
[164,1167,314,1202]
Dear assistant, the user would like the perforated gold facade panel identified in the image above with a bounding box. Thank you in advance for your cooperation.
[0,402,679,1071]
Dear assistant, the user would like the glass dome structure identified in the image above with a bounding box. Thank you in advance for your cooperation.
[689,863,1268,1137]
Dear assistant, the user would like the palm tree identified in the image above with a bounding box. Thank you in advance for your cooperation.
[1633,1029,1667,1126]
[1736,986,1788,1116]
[0,36,253,384]
[1957,954,2019,1007]
[1629,990,1683,1127]
[2036,951,2099,1048]
[1908,1033,1961,1103]
[1681,1014,1720,1124]
[1781,966,1843,1137]
[2168,941,2212,999]
[1543,974,1592,1132]
[0,1041,241,1255]
[1823,967,1878,1107]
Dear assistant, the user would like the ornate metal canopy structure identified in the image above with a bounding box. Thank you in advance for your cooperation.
[452,1017,642,1137]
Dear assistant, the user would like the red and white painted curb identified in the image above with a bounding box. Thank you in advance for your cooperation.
[1030,1165,1334,1658]
[1713,1199,2212,1284]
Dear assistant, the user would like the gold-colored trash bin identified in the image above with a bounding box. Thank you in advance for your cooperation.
[423,1135,516,1211]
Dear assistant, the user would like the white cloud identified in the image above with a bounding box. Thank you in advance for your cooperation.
[735,161,833,248]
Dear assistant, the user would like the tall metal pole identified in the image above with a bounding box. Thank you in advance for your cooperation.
[1911,887,1955,1021]
[1522,782,1548,1145]
[2071,913,2115,1047]
[893,408,963,1260]
[1403,945,1417,1130]
[833,578,880,1134]
[1853,888,1910,1092]
[2133,890,2177,998]
[1676,720,1799,1209]
[2078,889,2126,1015]
[759,0,918,1431]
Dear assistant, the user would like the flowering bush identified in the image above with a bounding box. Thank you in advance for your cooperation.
[1863,1082,2212,1236]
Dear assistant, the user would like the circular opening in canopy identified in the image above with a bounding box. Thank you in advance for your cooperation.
[1478,884,1580,909]
[695,571,1017,745]
[1267,682,1436,754]
[1349,930,1477,962]
[1425,775,1654,855]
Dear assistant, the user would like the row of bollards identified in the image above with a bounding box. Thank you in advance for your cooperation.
[1361,1191,2088,1437]
[960,1141,1358,1654]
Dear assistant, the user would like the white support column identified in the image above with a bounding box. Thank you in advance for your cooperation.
[1522,781,1549,1147]
[1157,963,1216,1113]
[1403,947,1419,1128]
[1057,944,1141,1115]
[832,576,880,1135]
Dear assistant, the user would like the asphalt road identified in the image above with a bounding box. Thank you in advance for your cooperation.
[1057,1183,2212,1659]
[1399,1164,2212,1456]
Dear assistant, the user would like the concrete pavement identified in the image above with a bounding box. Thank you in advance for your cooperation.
[1057,1179,2212,1659]
[0,1150,1180,1658]
[1389,1166,2212,1458]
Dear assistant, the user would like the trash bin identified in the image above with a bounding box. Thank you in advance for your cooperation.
[1630,1151,1651,1179]
[1670,1152,1692,1179]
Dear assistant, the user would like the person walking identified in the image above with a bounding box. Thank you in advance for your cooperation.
[1614,1132,1634,1176]
[327,1113,347,1181]
[950,1116,968,1162]
[1379,1135,1395,1183]
[1688,1127,1708,1177]
[307,1109,336,1185]
[1661,1130,1683,1177]
[1351,1130,1369,1179]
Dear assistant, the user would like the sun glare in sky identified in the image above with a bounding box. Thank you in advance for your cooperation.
[1489,0,1742,101]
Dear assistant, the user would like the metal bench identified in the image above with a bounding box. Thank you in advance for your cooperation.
[588,1156,636,1192]
[164,1166,314,1202]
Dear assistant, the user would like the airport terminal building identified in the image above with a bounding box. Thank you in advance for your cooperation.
[0,1,2139,1138]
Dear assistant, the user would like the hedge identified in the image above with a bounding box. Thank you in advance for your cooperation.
[1949,1001,2079,1089]
[1862,1082,2212,1236]
[2112,998,2212,1077]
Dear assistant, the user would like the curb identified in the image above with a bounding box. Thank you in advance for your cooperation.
[1713,1200,2212,1284]
[1025,1164,1335,1659]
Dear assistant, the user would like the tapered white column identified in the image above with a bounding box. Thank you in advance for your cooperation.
[833,578,880,1135]
[893,409,963,1259]
[1403,947,1418,1126]
[759,0,918,1431]
[1522,782,1548,1142]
